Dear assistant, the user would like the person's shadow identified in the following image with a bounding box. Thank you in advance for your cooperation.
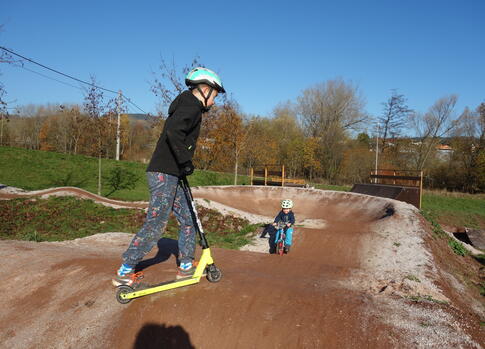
[133,323,195,349]
[260,224,277,254]
[135,238,179,272]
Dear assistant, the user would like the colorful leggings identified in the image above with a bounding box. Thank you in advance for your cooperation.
[122,172,196,267]
[275,227,293,246]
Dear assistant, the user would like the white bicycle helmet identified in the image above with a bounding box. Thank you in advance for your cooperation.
[185,67,225,93]
[281,199,293,209]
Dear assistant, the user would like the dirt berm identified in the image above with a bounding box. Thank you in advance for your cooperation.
[0,186,483,348]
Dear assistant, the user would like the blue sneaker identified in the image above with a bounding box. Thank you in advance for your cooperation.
[176,261,207,279]
[112,264,143,287]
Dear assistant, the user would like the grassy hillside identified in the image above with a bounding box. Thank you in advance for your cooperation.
[0,146,249,201]
[1,146,484,230]
[422,192,485,230]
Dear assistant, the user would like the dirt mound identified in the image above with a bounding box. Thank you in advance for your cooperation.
[0,186,483,348]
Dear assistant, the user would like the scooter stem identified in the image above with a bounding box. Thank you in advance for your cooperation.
[180,176,210,249]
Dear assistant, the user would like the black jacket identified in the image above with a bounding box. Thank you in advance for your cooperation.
[147,91,204,176]
[274,210,295,225]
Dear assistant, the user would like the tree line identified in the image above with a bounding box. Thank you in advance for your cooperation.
[1,56,484,193]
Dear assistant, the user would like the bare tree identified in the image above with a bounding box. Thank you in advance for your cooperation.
[451,103,485,192]
[0,26,17,144]
[379,90,413,152]
[83,76,107,195]
[409,95,459,170]
[297,78,368,181]
[151,56,202,118]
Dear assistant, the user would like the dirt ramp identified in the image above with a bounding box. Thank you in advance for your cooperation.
[193,186,394,222]
[1,186,483,348]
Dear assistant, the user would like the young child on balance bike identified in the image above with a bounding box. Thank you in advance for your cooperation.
[272,199,295,254]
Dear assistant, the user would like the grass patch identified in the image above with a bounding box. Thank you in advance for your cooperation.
[0,146,249,201]
[448,239,469,257]
[404,274,421,283]
[407,295,449,305]
[311,183,351,191]
[0,196,260,249]
[420,209,470,256]
[0,196,145,241]
[422,192,485,230]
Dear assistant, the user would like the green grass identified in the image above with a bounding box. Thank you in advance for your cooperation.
[404,274,421,283]
[0,196,145,241]
[1,146,483,231]
[0,146,249,201]
[311,183,351,191]
[0,196,261,249]
[422,192,485,230]
[406,295,449,305]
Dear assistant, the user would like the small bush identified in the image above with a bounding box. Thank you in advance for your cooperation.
[21,230,44,242]
[448,238,468,256]
[104,167,139,197]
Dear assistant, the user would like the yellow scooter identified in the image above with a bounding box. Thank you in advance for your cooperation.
[116,176,222,304]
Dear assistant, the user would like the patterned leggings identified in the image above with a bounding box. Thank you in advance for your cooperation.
[122,172,196,267]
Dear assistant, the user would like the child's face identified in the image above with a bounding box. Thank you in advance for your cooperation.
[282,208,290,214]
[200,86,219,107]
[206,89,219,107]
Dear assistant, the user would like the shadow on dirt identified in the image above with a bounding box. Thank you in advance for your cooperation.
[133,323,195,349]
[379,204,395,219]
[135,238,179,272]
[260,224,278,254]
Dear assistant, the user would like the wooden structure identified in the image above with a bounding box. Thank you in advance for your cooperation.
[250,165,306,187]
[351,169,423,208]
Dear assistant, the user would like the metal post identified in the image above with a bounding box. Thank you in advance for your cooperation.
[116,90,122,161]
[0,116,4,146]
[375,122,379,183]
[419,170,423,209]
[282,165,285,187]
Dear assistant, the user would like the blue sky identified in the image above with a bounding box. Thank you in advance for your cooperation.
[1,0,484,125]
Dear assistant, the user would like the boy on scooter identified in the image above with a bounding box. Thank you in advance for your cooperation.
[112,67,225,287]
[273,199,295,253]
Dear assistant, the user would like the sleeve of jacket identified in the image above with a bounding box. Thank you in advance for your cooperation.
[289,212,295,225]
[165,106,199,165]
[274,211,282,223]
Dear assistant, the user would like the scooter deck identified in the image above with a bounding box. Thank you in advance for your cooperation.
[118,248,214,301]
[121,276,202,300]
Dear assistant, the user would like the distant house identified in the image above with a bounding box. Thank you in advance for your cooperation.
[436,144,453,161]
[436,144,452,151]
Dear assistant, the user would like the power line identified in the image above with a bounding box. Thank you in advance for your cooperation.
[16,64,84,91]
[0,46,148,114]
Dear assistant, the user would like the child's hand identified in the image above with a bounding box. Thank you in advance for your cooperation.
[286,223,291,227]
[272,223,277,227]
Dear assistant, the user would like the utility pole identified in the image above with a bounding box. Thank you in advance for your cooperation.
[375,122,379,183]
[116,90,122,161]
[0,115,4,146]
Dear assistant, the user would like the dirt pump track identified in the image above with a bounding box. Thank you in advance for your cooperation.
[0,185,483,348]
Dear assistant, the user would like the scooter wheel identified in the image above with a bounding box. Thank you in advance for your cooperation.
[116,285,134,304]
[206,265,222,283]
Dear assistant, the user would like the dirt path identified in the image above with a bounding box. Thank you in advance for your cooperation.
[0,185,483,348]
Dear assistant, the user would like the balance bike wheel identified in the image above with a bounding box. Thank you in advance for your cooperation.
[278,242,284,256]
[116,285,134,304]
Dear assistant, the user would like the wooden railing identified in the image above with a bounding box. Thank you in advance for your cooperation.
[250,165,306,187]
